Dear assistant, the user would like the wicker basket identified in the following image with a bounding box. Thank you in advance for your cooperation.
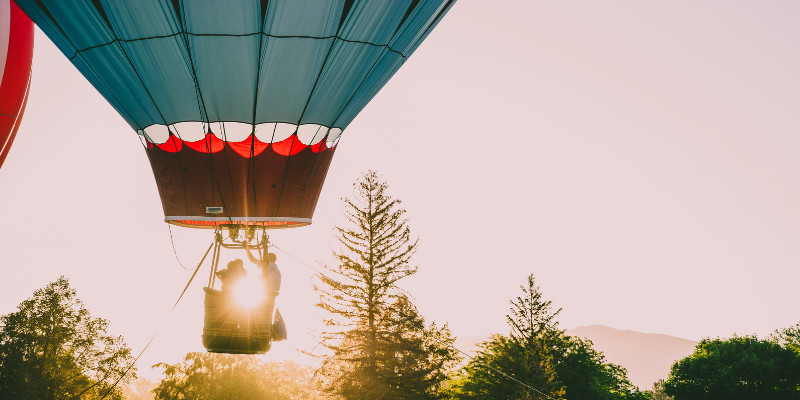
[202,287,272,354]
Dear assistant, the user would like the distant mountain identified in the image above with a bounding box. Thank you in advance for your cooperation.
[566,325,696,389]
[453,325,696,390]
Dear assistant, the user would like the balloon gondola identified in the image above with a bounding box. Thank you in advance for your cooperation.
[202,227,278,355]
[14,0,455,354]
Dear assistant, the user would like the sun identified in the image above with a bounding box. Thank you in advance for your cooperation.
[234,277,265,308]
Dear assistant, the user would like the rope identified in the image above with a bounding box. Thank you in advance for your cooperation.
[168,225,193,271]
[269,242,556,400]
[96,241,215,399]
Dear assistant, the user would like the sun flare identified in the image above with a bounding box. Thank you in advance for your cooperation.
[234,278,265,307]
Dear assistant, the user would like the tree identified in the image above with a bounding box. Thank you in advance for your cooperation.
[123,377,157,400]
[314,171,459,400]
[552,335,647,400]
[448,274,647,400]
[153,352,320,399]
[0,276,135,400]
[449,334,564,400]
[773,322,800,354]
[381,295,460,400]
[649,379,672,400]
[664,335,800,400]
[449,275,565,400]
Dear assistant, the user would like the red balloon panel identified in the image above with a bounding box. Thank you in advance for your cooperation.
[0,0,34,170]
[146,142,336,229]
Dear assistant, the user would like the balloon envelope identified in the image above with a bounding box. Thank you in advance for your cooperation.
[16,0,454,228]
[0,0,34,170]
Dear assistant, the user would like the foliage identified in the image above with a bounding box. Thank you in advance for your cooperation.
[0,276,135,400]
[448,275,565,400]
[124,377,156,400]
[773,322,800,355]
[649,379,672,400]
[153,352,320,399]
[448,274,647,400]
[448,334,564,400]
[381,295,461,399]
[553,335,647,400]
[123,377,157,400]
[664,335,800,400]
[506,275,565,398]
[314,171,459,400]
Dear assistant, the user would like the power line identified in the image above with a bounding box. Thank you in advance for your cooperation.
[270,241,557,400]
[269,242,332,280]
[452,347,557,400]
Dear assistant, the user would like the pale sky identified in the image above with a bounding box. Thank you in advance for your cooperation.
[2,0,799,380]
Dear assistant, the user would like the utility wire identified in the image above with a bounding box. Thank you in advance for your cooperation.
[96,241,215,399]
[269,242,334,282]
[270,242,414,299]
[270,242,556,400]
[452,347,557,400]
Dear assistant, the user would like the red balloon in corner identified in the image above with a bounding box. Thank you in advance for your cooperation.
[0,0,34,170]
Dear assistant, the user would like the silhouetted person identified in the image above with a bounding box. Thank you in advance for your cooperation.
[262,253,281,296]
[244,242,284,338]
[215,259,247,293]
[243,243,281,296]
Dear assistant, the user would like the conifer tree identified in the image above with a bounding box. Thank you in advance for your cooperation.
[314,171,458,400]
[381,295,459,400]
[449,275,646,400]
[450,275,565,400]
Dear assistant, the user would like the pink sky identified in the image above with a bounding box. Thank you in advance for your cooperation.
[1,0,799,380]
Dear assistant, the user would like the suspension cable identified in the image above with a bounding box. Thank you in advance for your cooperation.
[168,225,193,271]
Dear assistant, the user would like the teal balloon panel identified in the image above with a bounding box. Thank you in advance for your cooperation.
[16,0,455,228]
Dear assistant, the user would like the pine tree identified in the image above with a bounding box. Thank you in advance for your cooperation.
[381,295,459,400]
[507,274,565,400]
[507,275,563,349]
[450,275,565,400]
[314,171,458,400]
[449,274,647,400]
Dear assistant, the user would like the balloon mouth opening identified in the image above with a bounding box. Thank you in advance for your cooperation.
[166,218,312,230]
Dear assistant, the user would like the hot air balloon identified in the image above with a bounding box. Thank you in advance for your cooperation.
[16,0,455,354]
[0,0,34,170]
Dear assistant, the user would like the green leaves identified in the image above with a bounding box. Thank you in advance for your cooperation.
[448,274,646,400]
[664,335,800,400]
[450,334,565,400]
[0,277,135,400]
[773,323,800,356]
[152,353,319,400]
[449,276,566,400]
